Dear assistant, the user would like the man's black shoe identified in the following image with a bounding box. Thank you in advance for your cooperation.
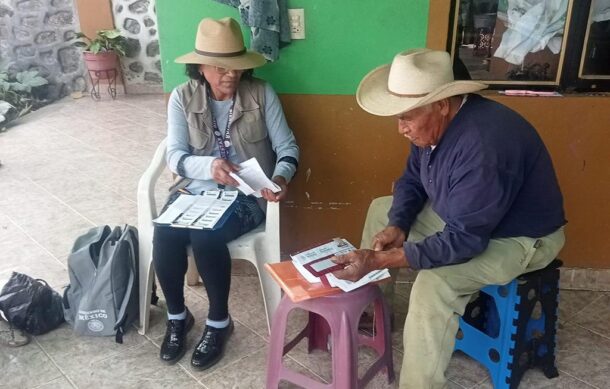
[160,309,194,364]
[191,318,234,371]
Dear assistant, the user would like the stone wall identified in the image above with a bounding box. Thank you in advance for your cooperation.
[111,0,162,93]
[0,0,86,100]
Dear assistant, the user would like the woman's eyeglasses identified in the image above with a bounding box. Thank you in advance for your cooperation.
[213,66,243,75]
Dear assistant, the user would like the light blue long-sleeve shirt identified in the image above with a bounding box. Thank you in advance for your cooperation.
[166,81,299,194]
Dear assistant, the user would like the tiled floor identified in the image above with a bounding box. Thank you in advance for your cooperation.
[1,94,609,388]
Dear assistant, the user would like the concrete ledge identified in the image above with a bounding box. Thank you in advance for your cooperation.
[560,267,610,291]
[396,267,610,292]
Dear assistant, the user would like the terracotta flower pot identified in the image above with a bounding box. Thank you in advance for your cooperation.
[83,51,118,79]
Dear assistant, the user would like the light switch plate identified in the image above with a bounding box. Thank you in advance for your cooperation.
[288,8,305,39]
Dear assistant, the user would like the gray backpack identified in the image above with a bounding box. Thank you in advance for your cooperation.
[62,225,139,343]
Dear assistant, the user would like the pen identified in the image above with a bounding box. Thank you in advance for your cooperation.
[177,188,192,195]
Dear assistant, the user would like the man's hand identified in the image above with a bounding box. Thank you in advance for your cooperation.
[261,176,288,202]
[211,158,240,187]
[331,249,377,282]
[372,226,406,251]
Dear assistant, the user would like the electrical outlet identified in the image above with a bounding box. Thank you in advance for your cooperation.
[288,8,305,40]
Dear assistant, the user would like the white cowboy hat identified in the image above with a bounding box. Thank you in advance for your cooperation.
[356,48,488,116]
[175,17,266,70]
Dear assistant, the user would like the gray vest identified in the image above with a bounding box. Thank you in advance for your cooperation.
[175,77,276,178]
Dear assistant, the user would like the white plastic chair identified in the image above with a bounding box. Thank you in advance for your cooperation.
[137,138,281,335]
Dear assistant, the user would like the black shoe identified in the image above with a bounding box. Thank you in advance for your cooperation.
[191,318,234,371]
[160,309,194,364]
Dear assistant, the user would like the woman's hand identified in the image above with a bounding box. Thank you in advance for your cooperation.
[261,176,288,202]
[211,158,240,187]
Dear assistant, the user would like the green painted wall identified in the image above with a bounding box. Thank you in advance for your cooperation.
[156,0,429,94]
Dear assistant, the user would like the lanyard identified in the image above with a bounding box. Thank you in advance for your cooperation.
[206,84,236,160]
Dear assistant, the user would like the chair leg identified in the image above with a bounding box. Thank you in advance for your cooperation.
[186,255,200,286]
[258,268,282,334]
[138,258,155,335]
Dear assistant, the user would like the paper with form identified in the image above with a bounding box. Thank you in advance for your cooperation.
[230,158,281,197]
[153,190,238,230]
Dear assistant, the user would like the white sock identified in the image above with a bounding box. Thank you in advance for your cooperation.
[206,316,230,329]
[168,310,186,321]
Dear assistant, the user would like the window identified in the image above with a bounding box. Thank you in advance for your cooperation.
[448,0,610,91]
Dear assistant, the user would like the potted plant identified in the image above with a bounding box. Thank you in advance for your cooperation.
[73,29,127,99]
[73,29,126,76]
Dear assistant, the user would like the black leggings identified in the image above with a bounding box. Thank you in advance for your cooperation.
[152,196,264,320]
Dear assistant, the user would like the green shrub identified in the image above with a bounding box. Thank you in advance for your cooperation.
[0,60,49,130]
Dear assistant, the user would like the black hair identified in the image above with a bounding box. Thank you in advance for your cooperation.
[185,64,254,84]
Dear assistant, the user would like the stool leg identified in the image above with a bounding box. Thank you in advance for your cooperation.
[330,312,358,389]
[375,295,396,383]
[266,297,292,388]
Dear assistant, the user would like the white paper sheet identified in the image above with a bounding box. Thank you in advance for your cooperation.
[230,158,281,198]
[289,238,390,292]
[153,190,237,230]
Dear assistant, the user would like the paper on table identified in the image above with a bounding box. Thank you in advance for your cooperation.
[291,238,355,279]
[230,158,281,198]
[326,269,391,293]
[289,237,392,292]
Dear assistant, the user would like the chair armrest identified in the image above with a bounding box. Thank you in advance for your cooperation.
[263,200,281,262]
[137,138,167,237]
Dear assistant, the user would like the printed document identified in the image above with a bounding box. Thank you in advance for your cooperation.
[290,238,390,292]
[153,190,238,230]
[230,158,281,197]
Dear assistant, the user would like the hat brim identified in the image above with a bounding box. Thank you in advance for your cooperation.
[174,50,266,70]
[356,64,488,117]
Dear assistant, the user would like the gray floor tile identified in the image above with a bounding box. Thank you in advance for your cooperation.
[63,340,199,388]
[0,337,63,388]
[572,292,610,338]
[474,369,597,388]
[202,348,323,389]
[556,322,610,388]
[558,289,602,324]
[446,351,489,388]
[32,376,75,389]
[35,322,148,373]
[284,336,399,386]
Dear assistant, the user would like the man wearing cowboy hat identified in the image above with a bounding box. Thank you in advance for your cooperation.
[332,49,565,388]
[154,17,298,370]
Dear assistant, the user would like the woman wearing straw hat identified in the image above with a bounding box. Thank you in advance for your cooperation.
[153,17,299,369]
[331,49,565,388]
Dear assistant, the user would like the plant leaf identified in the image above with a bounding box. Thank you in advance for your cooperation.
[89,41,102,54]
[15,70,48,92]
[0,100,13,115]
[100,29,121,39]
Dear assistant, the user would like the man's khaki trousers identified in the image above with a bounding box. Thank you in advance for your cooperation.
[361,196,565,388]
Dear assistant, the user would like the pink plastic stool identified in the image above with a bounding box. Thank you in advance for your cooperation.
[266,284,395,388]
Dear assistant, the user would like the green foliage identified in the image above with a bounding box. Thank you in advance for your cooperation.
[0,60,48,129]
[73,29,127,56]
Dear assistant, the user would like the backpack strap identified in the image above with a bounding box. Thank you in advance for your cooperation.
[113,225,137,344]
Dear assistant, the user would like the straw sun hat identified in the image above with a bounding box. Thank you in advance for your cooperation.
[175,17,266,70]
[356,49,488,117]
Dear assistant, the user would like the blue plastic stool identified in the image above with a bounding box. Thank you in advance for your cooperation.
[454,259,562,389]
